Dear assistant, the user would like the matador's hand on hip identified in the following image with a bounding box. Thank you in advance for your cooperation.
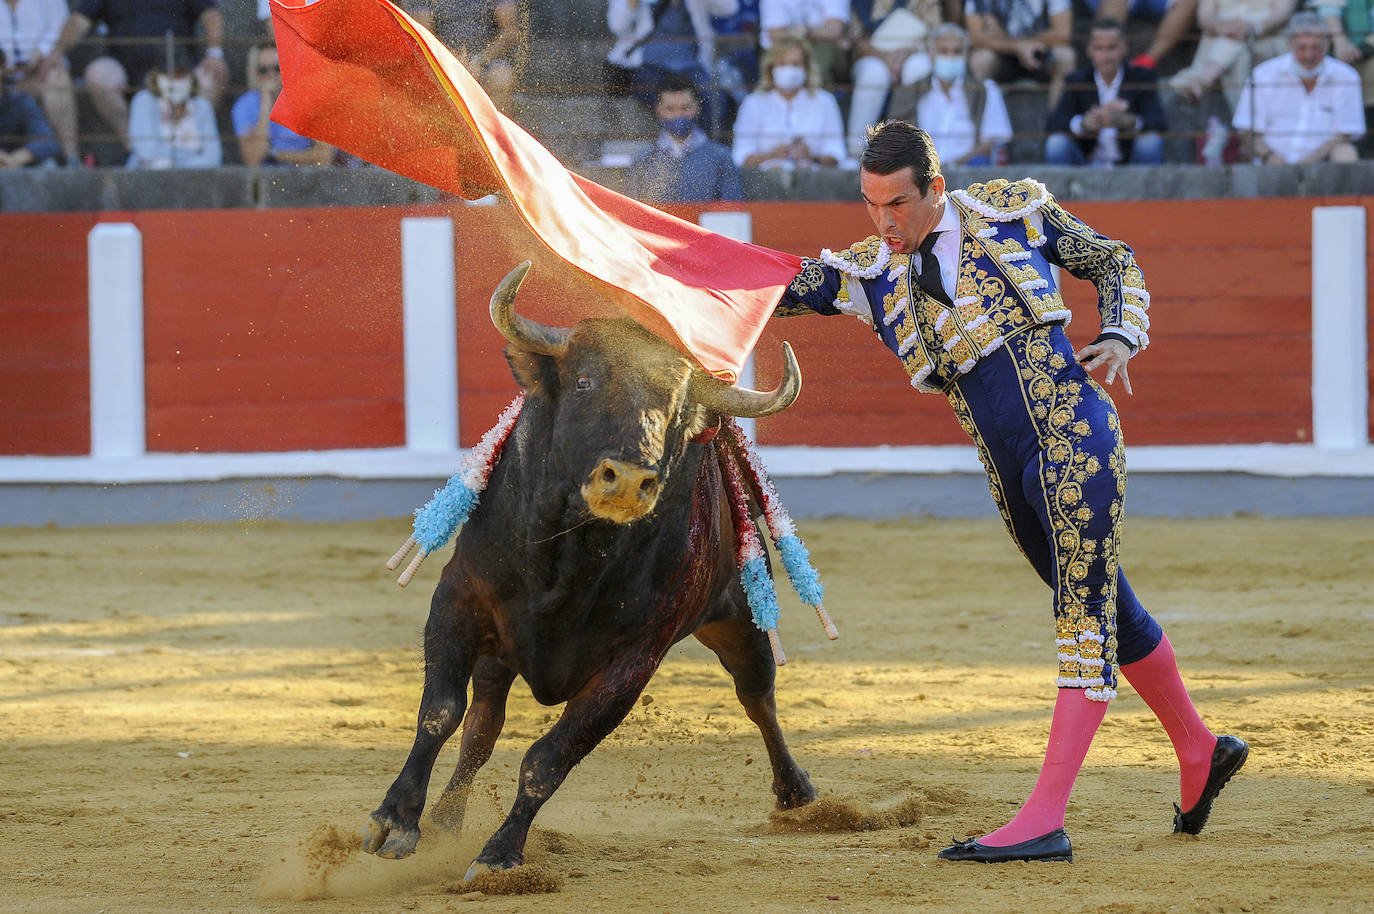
[1075,338,1133,395]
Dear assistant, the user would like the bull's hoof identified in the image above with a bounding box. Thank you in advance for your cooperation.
[464,857,521,882]
[361,812,420,859]
[774,771,818,810]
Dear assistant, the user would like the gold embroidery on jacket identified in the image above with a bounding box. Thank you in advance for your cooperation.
[1014,327,1124,693]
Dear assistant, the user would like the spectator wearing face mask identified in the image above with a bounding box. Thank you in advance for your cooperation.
[627,73,743,201]
[886,22,1013,165]
[732,37,848,169]
[126,65,221,169]
[845,0,944,158]
[1233,10,1364,163]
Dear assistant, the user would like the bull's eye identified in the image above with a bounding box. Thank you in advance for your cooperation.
[575,376,592,391]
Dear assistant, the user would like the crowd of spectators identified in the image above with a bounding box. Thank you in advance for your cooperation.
[605,0,1369,200]
[0,0,1366,189]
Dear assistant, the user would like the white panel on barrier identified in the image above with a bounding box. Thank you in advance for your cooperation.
[402,217,458,453]
[1311,206,1369,449]
[698,211,758,439]
[88,223,145,459]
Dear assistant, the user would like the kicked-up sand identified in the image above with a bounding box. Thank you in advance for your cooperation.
[1,515,1371,913]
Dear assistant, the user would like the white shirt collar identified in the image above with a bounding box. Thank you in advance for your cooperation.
[934,196,962,235]
[1095,66,1124,98]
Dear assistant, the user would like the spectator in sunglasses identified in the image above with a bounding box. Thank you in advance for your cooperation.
[231,43,335,167]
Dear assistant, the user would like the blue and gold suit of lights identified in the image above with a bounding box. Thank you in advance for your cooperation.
[778,178,1161,700]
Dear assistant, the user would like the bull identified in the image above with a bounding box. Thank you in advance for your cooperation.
[362,263,819,878]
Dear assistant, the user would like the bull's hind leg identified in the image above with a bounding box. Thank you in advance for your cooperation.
[465,662,656,878]
[430,656,518,833]
[696,617,817,809]
[362,583,474,859]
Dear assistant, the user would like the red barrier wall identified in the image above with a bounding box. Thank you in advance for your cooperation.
[0,214,97,456]
[3,196,1371,456]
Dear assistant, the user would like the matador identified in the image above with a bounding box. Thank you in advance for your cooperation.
[775,120,1247,863]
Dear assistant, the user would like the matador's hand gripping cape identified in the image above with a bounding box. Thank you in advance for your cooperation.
[268,0,803,381]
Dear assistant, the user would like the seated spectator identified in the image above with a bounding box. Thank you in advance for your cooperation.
[1087,0,1200,71]
[0,0,78,165]
[627,73,744,201]
[732,37,848,168]
[232,43,335,167]
[432,0,529,114]
[1044,17,1165,165]
[127,66,221,169]
[0,46,60,167]
[1233,10,1364,163]
[846,0,944,156]
[760,0,850,86]
[886,22,1013,164]
[606,0,740,134]
[1169,0,1295,104]
[965,0,1076,108]
[1316,0,1374,130]
[40,0,230,155]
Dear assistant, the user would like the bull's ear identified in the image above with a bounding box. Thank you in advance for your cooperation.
[505,344,558,397]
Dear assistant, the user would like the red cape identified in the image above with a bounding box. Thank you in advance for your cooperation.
[269,0,802,380]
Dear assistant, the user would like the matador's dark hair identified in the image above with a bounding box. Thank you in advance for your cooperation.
[859,121,942,196]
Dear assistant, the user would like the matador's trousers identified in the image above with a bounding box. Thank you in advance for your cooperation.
[948,324,1163,700]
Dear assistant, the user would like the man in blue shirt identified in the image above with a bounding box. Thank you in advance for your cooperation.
[627,74,743,203]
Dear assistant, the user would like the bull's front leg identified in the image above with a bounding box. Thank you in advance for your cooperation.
[430,656,518,833]
[464,660,656,879]
[362,584,475,859]
[695,615,817,809]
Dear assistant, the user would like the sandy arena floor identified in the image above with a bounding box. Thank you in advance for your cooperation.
[2,515,1372,913]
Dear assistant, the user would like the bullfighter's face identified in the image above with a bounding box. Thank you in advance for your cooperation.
[860,166,946,256]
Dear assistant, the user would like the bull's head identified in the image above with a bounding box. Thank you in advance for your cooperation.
[491,262,800,524]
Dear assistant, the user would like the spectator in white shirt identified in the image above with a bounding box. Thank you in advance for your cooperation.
[760,0,851,86]
[732,37,849,168]
[845,0,943,158]
[1233,10,1364,163]
[886,23,1013,164]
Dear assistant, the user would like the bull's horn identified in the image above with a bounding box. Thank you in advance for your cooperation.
[694,342,802,419]
[489,261,571,356]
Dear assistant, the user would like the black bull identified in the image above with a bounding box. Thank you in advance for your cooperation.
[362,263,819,878]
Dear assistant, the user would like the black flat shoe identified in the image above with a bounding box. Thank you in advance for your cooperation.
[937,828,1073,863]
[1174,734,1248,835]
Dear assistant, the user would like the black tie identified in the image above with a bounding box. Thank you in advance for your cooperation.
[916,231,952,307]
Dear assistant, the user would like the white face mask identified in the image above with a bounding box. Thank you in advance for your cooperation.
[155,73,194,105]
[932,55,966,83]
[1293,58,1324,79]
[771,64,807,92]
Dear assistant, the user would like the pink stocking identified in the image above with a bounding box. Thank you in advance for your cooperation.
[1119,633,1217,809]
[981,687,1107,847]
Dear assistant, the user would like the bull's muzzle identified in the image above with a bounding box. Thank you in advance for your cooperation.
[581,458,661,523]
